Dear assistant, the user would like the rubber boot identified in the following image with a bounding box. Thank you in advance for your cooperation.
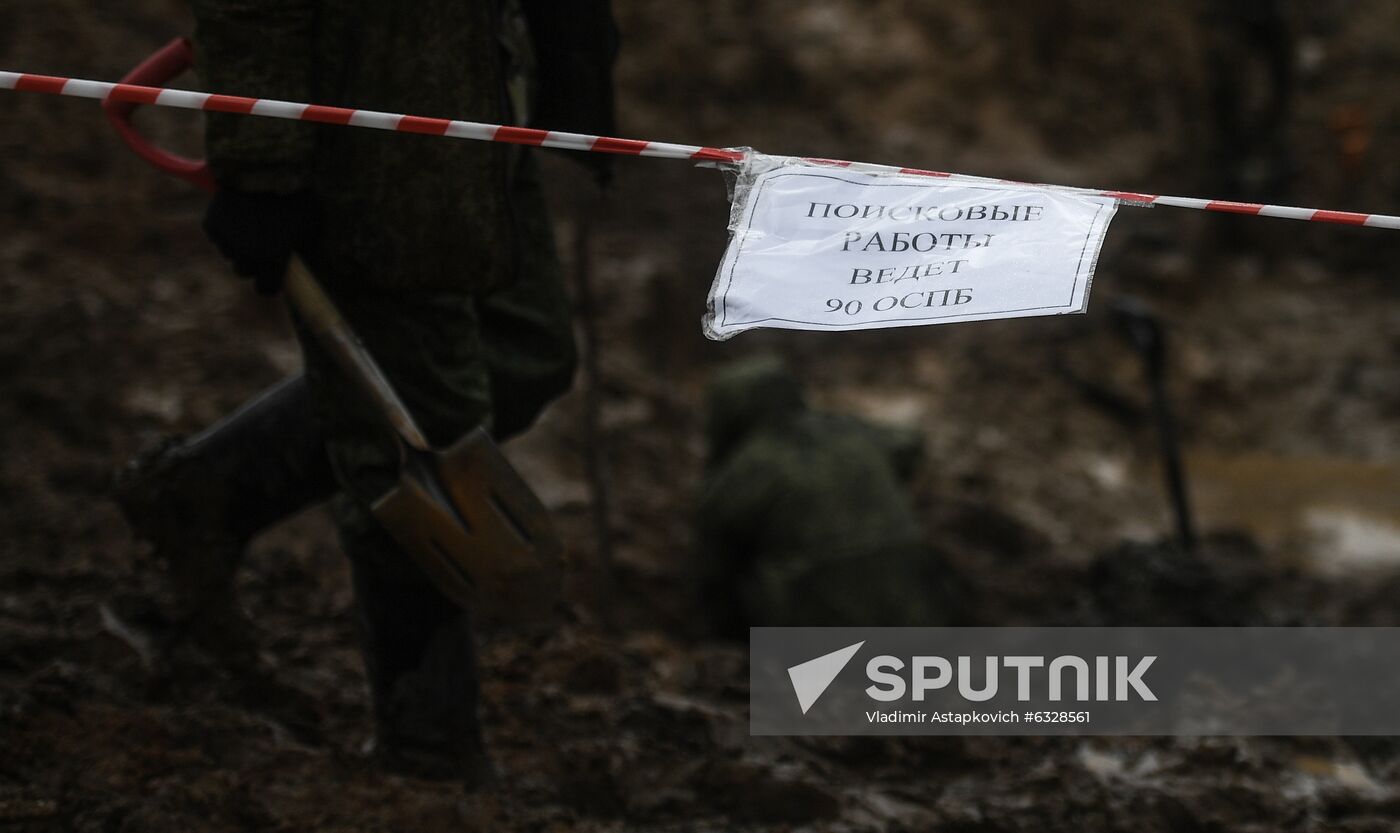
[113,374,335,659]
[338,505,493,786]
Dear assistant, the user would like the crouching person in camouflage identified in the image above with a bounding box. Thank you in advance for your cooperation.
[695,356,958,636]
[114,0,616,784]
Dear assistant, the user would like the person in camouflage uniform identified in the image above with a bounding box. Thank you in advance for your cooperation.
[695,356,957,636]
[115,0,616,783]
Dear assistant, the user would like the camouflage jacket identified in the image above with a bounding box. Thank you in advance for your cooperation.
[696,358,940,630]
[191,0,616,291]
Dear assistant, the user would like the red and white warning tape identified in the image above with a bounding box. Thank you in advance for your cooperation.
[4,70,1399,231]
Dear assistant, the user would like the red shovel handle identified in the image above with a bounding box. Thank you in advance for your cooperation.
[104,37,216,192]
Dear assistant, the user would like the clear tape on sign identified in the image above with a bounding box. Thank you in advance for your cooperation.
[704,154,1119,340]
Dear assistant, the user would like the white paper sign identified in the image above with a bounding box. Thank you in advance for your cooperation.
[704,164,1118,340]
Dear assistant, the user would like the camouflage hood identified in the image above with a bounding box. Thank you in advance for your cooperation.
[704,355,805,463]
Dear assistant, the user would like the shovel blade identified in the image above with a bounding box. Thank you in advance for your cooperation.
[371,428,563,625]
[436,427,563,568]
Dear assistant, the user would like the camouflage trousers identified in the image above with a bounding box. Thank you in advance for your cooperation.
[291,156,574,770]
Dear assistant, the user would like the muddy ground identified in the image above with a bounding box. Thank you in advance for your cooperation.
[4,1,1400,830]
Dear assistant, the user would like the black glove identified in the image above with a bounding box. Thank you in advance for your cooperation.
[202,189,312,295]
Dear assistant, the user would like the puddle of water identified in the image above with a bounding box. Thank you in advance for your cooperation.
[1289,754,1389,799]
[1302,507,1400,574]
[1186,452,1400,574]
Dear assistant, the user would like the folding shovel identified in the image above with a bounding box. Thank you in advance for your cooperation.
[107,38,564,624]
[284,259,563,622]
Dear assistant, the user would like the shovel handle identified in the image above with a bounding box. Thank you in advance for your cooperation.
[284,257,432,452]
[105,45,431,454]
[102,37,216,192]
